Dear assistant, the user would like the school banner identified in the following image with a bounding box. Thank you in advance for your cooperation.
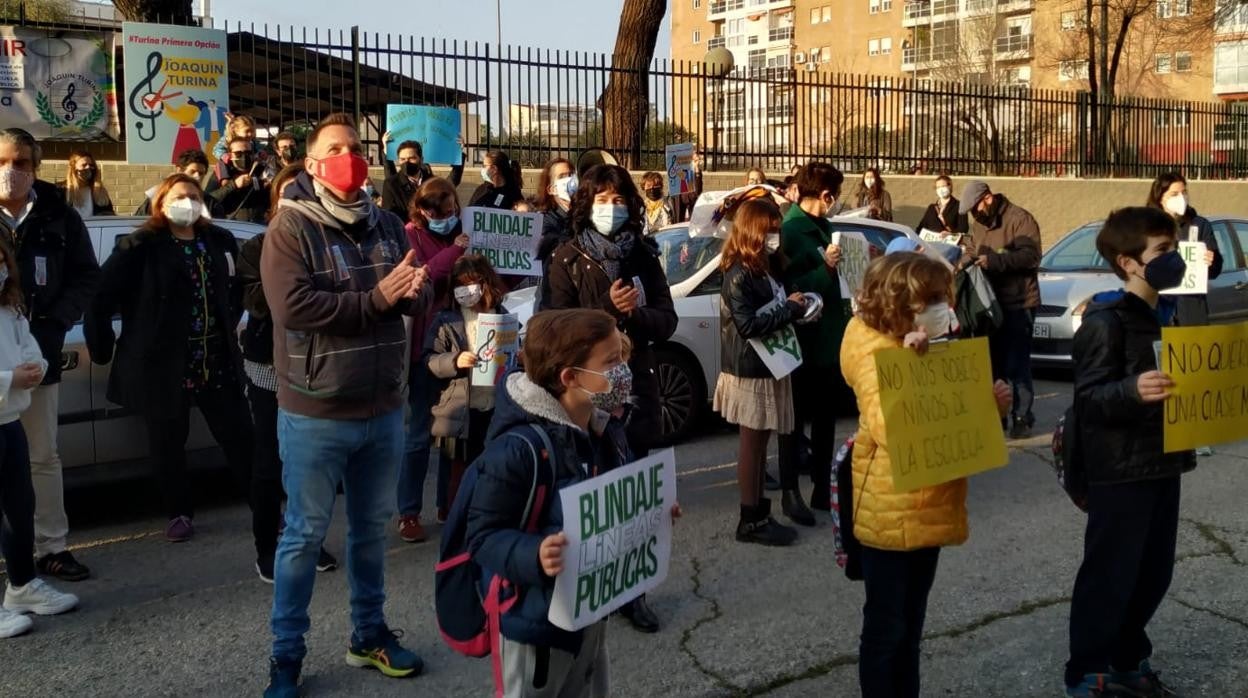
[464,207,543,277]
[1160,241,1209,296]
[0,26,119,140]
[471,313,520,388]
[875,337,1009,492]
[385,104,462,165]
[549,449,677,632]
[746,299,803,379]
[830,230,871,300]
[122,22,229,164]
[1161,322,1248,453]
[665,142,695,195]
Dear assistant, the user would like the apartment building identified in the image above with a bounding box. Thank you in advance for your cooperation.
[507,102,600,153]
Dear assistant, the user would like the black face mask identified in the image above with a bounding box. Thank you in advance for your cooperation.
[1142,250,1187,291]
[404,161,422,178]
[645,188,663,201]
[277,148,295,161]
[972,198,997,225]
[75,168,96,183]
[232,154,253,172]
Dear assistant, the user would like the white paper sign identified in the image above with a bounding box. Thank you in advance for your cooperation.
[745,299,804,379]
[464,207,543,277]
[1161,241,1208,296]
[830,230,871,301]
[920,228,964,246]
[548,449,677,632]
[471,313,520,387]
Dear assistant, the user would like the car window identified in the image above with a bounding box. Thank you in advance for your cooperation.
[1223,220,1248,271]
[692,268,723,296]
[654,227,724,287]
[1040,223,1107,272]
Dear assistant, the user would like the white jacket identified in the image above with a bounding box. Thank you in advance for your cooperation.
[0,306,48,425]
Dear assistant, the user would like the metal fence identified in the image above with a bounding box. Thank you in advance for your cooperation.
[6,5,1248,178]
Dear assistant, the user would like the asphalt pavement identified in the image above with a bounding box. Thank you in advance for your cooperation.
[1,377,1246,697]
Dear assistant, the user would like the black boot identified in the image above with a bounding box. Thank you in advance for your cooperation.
[618,594,660,633]
[736,500,798,546]
[782,489,816,527]
[763,470,781,491]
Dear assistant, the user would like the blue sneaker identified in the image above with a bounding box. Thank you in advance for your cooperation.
[1111,660,1177,697]
[1068,673,1116,697]
[263,658,301,698]
[345,627,424,678]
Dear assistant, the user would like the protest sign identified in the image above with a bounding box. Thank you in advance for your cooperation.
[665,143,696,195]
[471,313,520,388]
[122,22,229,164]
[1160,241,1209,296]
[549,449,677,632]
[464,207,543,277]
[746,299,803,379]
[1,26,119,140]
[919,229,964,246]
[1161,322,1248,453]
[875,337,1009,492]
[385,105,462,165]
[830,230,871,300]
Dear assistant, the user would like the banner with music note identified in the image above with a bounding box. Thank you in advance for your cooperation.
[0,26,119,141]
[121,22,229,165]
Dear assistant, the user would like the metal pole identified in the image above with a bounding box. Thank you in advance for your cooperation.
[351,26,362,128]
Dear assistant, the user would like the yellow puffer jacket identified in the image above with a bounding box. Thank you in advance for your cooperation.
[840,318,969,551]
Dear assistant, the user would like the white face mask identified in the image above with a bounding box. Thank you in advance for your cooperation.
[0,166,34,202]
[936,186,951,200]
[1163,192,1188,217]
[591,203,629,235]
[864,178,876,188]
[165,198,204,227]
[914,302,953,338]
[480,166,494,184]
[553,176,573,202]
[454,283,483,308]
[765,233,781,253]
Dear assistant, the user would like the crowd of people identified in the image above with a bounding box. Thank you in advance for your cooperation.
[0,114,1222,698]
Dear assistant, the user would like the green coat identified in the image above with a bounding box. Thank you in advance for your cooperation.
[779,205,850,369]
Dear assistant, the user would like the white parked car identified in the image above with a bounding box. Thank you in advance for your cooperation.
[505,218,918,445]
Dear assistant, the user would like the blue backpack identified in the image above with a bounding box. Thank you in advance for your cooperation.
[434,425,557,687]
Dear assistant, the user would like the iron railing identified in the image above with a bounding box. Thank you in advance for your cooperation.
[5,6,1248,178]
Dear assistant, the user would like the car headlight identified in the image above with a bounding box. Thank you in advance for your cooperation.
[1072,299,1090,317]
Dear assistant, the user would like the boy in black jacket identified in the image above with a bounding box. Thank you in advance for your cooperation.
[1065,207,1195,698]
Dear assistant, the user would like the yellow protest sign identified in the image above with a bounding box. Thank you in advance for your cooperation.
[875,337,1009,493]
[1161,322,1248,453]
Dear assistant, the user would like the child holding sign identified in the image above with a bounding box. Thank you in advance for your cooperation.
[841,253,1010,698]
[714,197,812,544]
[425,255,510,518]
[1064,207,1196,698]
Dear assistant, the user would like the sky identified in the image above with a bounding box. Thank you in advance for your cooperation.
[208,0,673,59]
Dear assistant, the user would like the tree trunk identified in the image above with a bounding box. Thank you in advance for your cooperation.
[1084,0,1100,174]
[111,0,195,23]
[598,0,666,170]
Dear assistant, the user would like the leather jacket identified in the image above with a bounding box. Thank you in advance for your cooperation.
[719,263,803,379]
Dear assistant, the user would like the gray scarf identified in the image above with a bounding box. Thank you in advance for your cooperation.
[577,228,635,282]
[313,181,375,227]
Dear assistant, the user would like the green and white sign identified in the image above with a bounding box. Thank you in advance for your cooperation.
[465,207,543,277]
[0,26,119,141]
[548,449,677,632]
[747,298,803,380]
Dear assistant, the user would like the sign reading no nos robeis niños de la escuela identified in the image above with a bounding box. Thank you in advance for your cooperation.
[548,449,677,632]
[464,207,543,277]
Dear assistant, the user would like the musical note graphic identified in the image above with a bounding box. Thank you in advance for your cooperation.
[61,83,78,122]
[127,51,165,143]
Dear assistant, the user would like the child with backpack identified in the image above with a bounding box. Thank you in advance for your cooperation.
[1064,207,1194,698]
[425,254,511,513]
[841,252,1010,698]
[455,308,636,698]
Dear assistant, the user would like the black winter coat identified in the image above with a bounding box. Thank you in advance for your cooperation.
[204,162,269,223]
[237,233,272,364]
[1172,210,1224,327]
[719,263,803,379]
[1073,291,1195,485]
[0,180,101,384]
[915,198,968,236]
[85,223,245,414]
[540,234,678,450]
[469,182,522,210]
[380,159,466,222]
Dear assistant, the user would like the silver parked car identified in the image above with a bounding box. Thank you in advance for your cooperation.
[1034,216,1248,366]
[62,216,265,479]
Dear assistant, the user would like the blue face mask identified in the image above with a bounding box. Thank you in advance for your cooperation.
[591,203,629,236]
[427,214,459,236]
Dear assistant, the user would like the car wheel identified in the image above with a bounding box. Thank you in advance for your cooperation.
[654,347,706,446]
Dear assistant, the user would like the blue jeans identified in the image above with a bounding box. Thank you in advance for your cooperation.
[859,546,941,698]
[270,408,404,663]
[397,368,435,516]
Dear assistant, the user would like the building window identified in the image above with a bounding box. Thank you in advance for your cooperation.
[1061,10,1085,31]
[823,6,832,22]
[881,37,893,54]
[1156,53,1172,74]
[869,0,881,13]
[869,39,881,56]
[1176,0,1191,16]
[693,0,701,8]
[882,0,892,10]
[1218,0,1248,32]
[809,47,821,63]
[811,7,821,23]
[693,29,701,44]
[748,48,766,69]
[1157,0,1171,19]
[1177,51,1193,72]
[1060,59,1089,82]
[822,45,831,62]
[1215,40,1248,90]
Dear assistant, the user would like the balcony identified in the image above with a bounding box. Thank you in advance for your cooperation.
[709,0,744,17]
[995,33,1033,59]
[768,26,794,43]
[901,44,960,70]
[902,1,931,26]
[995,0,1035,14]
[708,36,726,49]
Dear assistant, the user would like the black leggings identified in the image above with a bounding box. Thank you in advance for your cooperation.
[0,421,35,586]
[778,364,841,503]
[248,384,284,560]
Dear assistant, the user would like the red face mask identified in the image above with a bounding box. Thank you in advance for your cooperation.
[310,152,369,194]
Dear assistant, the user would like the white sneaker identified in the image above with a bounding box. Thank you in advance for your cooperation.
[4,578,79,616]
[0,606,33,638]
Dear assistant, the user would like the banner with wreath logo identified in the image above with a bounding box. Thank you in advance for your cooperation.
[0,25,119,141]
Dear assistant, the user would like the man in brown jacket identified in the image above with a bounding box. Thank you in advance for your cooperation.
[960,181,1041,438]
